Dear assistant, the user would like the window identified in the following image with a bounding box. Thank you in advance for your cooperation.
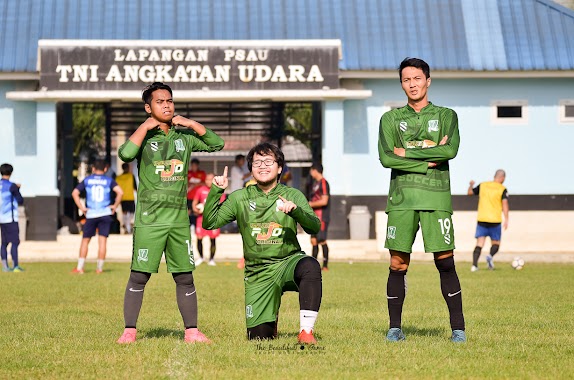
[559,100,574,123]
[491,100,528,124]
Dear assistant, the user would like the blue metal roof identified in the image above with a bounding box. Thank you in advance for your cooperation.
[0,0,573,73]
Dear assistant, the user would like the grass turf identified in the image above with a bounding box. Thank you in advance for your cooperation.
[1,261,573,379]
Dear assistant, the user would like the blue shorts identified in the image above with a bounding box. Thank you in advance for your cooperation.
[83,216,113,238]
[475,223,502,241]
[0,222,20,244]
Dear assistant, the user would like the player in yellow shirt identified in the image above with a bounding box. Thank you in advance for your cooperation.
[115,163,137,234]
[468,169,509,271]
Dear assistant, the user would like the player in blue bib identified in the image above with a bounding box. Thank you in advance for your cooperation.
[71,159,123,274]
[1,163,24,272]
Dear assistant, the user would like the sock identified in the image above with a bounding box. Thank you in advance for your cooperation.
[472,246,481,267]
[1,259,8,270]
[10,242,18,267]
[490,244,500,258]
[123,271,151,328]
[197,239,204,258]
[300,310,318,333]
[321,244,329,268]
[210,238,216,260]
[97,259,104,271]
[1,243,9,267]
[77,258,86,270]
[173,272,198,329]
[312,245,318,258]
[387,268,407,328]
[435,256,465,331]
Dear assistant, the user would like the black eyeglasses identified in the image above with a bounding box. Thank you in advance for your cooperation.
[252,159,276,168]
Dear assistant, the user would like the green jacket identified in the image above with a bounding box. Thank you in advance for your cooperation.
[378,103,460,212]
[202,183,320,275]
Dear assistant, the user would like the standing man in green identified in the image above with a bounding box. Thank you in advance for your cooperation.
[378,57,466,343]
[202,143,322,344]
[116,82,224,344]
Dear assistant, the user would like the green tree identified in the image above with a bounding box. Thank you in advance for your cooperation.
[283,103,313,148]
[72,103,105,160]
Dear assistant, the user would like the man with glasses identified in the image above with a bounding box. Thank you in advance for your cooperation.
[202,142,323,344]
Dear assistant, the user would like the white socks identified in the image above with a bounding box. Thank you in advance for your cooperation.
[77,258,85,270]
[300,310,318,333]
[97,259,104,271]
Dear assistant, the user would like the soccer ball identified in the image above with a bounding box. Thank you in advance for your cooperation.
[511,257,525,270]
[196,203,204,214]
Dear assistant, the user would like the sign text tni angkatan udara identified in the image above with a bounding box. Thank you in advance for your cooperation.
[39,41,340,91]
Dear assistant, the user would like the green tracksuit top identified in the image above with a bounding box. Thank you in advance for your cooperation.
[378,102,460,213]
[202,183,321,275]
[118,127,224,227]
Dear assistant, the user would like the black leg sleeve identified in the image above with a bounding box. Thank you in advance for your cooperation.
[294,256,322,312]
[321,244,329,268]
[247,322,276,340]
[311,245,319,259]
[490,244,500,257]
[387,268,407,329]
[123,270,151,328]
[435,256,465,331]
[210,238,216,260]
[472,246,482,267]
[197,239,204,258]
[173,272,198,329]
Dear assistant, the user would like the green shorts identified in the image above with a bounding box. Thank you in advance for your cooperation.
[244,253,306,328]
[131,225,194,273]
[385,210,455,253]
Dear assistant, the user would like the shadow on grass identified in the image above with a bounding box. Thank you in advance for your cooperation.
[374,325,444,338]
[143,327,182,339]
[402,326,444,337]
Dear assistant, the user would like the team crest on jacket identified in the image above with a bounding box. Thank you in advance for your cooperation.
[428,120,439,132]
[174,139,185,152]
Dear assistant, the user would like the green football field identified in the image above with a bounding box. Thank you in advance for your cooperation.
[1,261,573,379]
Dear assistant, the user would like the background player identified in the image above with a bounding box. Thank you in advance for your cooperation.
[115,163,137,234]
[116,82,224,344]
[308,163,330,271]
[468,169,509,271]
[187,158,206,232]
[192,173,225,266]
[378,57,466,343]
[71,159,123,274]
[203,143,322,344]
[1,163,24,272]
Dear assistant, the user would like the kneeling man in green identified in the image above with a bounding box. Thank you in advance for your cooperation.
[203,143,322,344]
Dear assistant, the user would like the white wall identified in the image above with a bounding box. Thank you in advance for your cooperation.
[0,82,59,197]
[322,77,574,196]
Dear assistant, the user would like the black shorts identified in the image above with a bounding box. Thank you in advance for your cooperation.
[0,222,20,244]
[83,215,113,238]
[121,201,135,213]
[311,221,329,243]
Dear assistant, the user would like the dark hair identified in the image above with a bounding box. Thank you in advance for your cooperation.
[399,57,430,81]
[191,158,200,165]
[142,82,173,105]
[93,159,107,171]
[310,163,323,174]
[0,163,14,176]
[122,163,130,172]
[235,154,245,162]
[246,143,284,172]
